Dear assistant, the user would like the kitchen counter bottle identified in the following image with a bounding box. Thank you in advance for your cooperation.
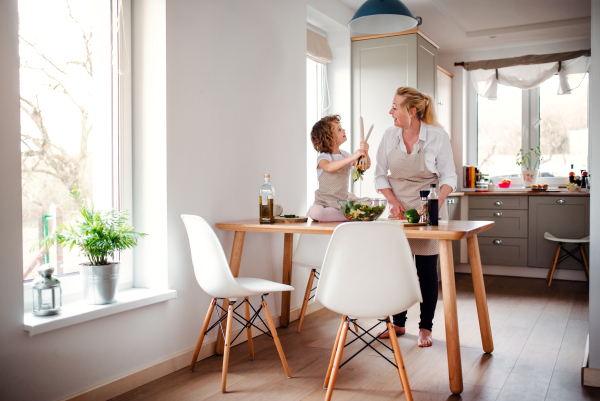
[427,183,439,226]
[259,174,275,224]
[420,190,430,223]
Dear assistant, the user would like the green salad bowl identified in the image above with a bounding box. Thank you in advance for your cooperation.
[338,198,388,221]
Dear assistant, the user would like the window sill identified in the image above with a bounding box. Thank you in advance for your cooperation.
[24,288,177,336]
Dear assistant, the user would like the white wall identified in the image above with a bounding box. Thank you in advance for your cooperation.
[0,0,328,399]
[588,0,600,369]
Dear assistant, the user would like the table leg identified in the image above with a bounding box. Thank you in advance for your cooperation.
[280,233,293,327]
[215,231,246,355]
[467,234,494,354]
[439,239,463,395]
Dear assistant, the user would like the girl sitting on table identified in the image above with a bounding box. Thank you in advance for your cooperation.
[308,115,370,222]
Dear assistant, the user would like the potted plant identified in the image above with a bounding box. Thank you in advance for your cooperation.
[516,147,543,187]
[33,186,147,305]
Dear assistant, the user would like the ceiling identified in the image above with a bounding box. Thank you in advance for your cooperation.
[338,0,591,53]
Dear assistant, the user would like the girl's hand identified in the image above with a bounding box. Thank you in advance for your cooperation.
[359,141,369,153]
[352,149,366,160]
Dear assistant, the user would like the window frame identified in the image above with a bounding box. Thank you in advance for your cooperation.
[467,72,589,185]
[22,0,133,311]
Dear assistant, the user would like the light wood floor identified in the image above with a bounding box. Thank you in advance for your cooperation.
[112,274,600,401]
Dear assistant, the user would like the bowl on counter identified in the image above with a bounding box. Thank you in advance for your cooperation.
[498,182,511,189]
[567,186,581,192]
[338,198,388,221]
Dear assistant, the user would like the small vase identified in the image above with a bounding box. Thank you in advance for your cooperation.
[521,169,539,187]
[80,262,120,305]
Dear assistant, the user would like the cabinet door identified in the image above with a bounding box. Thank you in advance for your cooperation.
[478,237,528,267]
[528,197,590,270]
[417,36,437,100]
[436,68,452,138]
[468,209,528,238]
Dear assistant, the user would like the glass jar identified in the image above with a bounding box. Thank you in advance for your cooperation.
[32,265,62,316]
[475,181,489,192]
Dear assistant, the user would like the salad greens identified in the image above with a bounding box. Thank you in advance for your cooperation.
[340,200,386,221]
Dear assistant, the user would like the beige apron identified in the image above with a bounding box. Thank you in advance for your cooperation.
[387,134,448,255]
[314,157,358,209]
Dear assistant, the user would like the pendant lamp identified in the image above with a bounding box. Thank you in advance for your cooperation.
[348,0,419,34]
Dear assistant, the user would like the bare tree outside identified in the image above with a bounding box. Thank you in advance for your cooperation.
[19,0,112,280]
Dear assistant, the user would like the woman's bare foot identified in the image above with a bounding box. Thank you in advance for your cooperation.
[418,329,433,347]
[377,325,405,339]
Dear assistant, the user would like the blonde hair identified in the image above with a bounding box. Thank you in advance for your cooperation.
[395,87,440,128]
[311,115,340,154]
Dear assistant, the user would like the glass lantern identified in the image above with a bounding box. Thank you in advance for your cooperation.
[32,265,62,316]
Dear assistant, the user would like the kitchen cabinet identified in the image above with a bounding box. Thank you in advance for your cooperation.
[528,196,590,270]
[351,31,438,198]
[436,66,452,138]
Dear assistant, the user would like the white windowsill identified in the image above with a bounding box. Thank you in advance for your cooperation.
[24,288,177,336]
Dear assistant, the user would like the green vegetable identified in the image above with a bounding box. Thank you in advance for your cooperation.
[281,214,298,218]
[405,209,420,224]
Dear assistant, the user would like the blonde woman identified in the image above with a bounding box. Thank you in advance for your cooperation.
[374,87,457,347]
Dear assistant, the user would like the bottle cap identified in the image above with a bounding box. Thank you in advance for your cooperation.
[430,183,436,188]
[264,174,270,178]
[420,190,430,198]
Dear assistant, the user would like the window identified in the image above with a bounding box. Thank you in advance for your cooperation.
[473,74,589,180]
[19,0,129,285]
[306,58,327,208]
[477,85,522,177]
[539,74,589,177]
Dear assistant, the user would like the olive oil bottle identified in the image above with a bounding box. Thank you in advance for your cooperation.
[259,174,275,224]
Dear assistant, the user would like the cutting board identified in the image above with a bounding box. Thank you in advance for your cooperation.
[274,217,308,224]
[400,221,428,227]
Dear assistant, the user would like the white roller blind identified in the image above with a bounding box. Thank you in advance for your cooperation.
[307,29,332,64]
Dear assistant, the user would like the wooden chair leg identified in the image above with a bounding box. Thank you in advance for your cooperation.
[547,243,561,281]
[548,243,561,286]
[324,315,347,389]
[325,321,350,401]
[244,297,254,359]
[387,321,413,401]
[189,298,217,372]
[580,245,590,282]
[221,303,234,393]
[298,269,316,332]
[262,299,292,378]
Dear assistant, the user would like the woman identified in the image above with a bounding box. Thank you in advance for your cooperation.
[374,87,457,347]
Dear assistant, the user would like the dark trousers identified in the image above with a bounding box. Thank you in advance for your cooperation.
[393,254,439,332]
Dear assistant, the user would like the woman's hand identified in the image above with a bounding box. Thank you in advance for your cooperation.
[359,141,369,153]
[389,199,404,216]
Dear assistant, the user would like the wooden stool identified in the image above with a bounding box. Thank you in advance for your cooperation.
[544,232,589,286]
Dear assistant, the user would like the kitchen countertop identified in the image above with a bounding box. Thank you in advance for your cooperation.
[451,191,589,197]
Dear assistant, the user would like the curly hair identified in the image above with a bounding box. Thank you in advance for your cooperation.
[395,87,440,128]
[311,115,340,154]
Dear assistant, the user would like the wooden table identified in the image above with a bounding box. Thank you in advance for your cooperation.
[215,219,495,395]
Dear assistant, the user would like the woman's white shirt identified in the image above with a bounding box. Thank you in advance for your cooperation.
[374,122,457,191]
[316,150,351,178]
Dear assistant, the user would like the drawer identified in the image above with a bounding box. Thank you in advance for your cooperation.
[468,209,528,238]
[476,237,528,267]
[469,196,528,210]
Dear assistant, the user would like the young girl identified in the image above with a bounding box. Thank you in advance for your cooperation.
[308,115,370,222]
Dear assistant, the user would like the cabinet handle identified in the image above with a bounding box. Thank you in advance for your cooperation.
[494,212,502,217]
[447,198,456,204]
[556,198,565,204]
[493,239,503,245]
[494,201,502,206]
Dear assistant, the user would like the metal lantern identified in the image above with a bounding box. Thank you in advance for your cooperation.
[32,265,62,316]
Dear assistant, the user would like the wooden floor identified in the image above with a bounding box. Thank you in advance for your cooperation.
[112,274,600,401]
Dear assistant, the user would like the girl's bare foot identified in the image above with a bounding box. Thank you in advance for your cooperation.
[418,329,433,347]
[377,325,405,339]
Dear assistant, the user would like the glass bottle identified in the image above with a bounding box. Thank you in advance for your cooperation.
[420,190,430,223]
[427,184,439,226]
[259,174,275,224]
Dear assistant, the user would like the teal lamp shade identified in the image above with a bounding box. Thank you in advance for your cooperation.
[348,0,418,34]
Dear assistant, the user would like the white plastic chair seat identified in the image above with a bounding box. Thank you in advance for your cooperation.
[235,278,293,295]
[544,232,590,243]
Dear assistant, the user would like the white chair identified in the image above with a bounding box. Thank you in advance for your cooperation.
[293,233,330,332]
[315,222,422,401]
[544,232,590,286]
[181,214,293,393]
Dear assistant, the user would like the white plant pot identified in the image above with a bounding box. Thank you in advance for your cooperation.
[521,169,539,186]
[80,262,120,305]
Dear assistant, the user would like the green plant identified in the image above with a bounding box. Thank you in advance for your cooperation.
[32,185,147,266]
[516,147,543,170]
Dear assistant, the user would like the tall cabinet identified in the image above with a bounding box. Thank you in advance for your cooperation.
[351,31,439,198]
